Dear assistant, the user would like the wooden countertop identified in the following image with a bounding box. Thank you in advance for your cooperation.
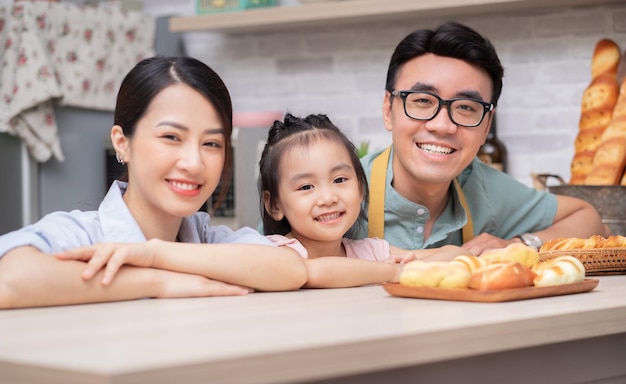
[1,275,625,383]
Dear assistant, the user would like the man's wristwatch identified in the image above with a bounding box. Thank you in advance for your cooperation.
[517,233,543,250]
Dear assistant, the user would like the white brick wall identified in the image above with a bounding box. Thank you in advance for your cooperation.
[180,3,626,187]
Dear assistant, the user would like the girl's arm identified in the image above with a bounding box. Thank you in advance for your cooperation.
[0,246,251,309]
[57,239,308,292]
[302,257,402,288]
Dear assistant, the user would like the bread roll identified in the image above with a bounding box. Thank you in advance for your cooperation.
[451,255,488,274]
[468,261,536,291]
[480,243,539,268]
[532,255,585,287]
[540,235,626,251]
[570,39,621,185]
[400,261,471,289]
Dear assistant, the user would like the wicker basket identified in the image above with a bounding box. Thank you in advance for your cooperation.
[539,248,626,275]
[196,0,275,14]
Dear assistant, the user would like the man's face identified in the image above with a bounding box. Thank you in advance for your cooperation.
[383,53,494,194]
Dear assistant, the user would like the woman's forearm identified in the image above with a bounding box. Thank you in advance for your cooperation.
[0,247,161,309]
[149,240,308,291]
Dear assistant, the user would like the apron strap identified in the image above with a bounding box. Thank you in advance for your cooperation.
[367,146,390,238]
[453,178,474,244]
[367,146,474,243]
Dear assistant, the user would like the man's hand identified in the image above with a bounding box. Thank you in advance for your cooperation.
[461,233,520,256]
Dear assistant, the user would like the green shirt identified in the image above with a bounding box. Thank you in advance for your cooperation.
[350,147,558,249]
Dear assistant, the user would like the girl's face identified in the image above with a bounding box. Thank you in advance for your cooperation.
[271,137,363,244]
[113,83,225,229]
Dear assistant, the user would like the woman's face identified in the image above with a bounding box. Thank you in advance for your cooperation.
[116,83,225,226]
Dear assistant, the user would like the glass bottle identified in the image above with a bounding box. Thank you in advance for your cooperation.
[477,114,508,173]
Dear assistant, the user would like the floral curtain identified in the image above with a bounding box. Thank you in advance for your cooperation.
[0,2,155,162]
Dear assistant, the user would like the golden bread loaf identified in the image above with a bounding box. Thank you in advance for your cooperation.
[570,39,621,185]
[585,76,626,185]
[591,38,621,78]
[451,255,488,274]
[399,261,471,289]
[468,261,536,291]
[479,243,539,268]
[540,235,626,251]
[570,74,621,184]
[532,255,585,287]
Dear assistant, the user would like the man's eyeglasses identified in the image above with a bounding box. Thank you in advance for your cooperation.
[390,90,494,127]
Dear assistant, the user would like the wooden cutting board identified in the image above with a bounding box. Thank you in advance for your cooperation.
[382,279,599,303]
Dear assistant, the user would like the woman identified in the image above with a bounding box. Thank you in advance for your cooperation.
[0,56,307,309]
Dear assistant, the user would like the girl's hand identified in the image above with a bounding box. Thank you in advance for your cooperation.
[56,240,160,285]
[384,252,418,264]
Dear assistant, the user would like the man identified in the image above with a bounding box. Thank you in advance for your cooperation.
[352,21,609,255]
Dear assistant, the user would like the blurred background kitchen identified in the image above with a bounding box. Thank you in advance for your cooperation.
[1,0,625,235]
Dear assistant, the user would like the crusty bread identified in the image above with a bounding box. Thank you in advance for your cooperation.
[585,75,626,185]
[400,261,471,289]
[532,255,585,287]
[570,74,621,184]
[451,255,488,274]
[468,261,536,291]
[540,235,626,251]
[570,39,621,184]
[591,39,622,78]
[479,243,539,268]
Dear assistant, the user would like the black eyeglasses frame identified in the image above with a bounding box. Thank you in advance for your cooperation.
[390,89,494,128]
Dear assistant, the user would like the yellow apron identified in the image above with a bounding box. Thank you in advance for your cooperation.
[367,146,474,243]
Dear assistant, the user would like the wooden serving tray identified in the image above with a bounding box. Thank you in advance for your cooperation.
[382,279,599,303]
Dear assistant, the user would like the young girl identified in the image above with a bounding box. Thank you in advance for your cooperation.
[258,113,470,288]
[0,57,307,309]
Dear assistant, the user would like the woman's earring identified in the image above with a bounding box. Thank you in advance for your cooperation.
[115,153,125,165]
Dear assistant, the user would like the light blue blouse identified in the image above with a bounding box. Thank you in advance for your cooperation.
[0,181,274,258]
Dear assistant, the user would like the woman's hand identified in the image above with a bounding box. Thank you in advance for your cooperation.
[155,270,253,297]
[56,240,161,285]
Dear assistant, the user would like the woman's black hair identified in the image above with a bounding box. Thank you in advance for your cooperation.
[113,56,233,211]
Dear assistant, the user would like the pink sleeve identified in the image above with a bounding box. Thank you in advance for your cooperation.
[266,234,309,258]
[342,238,390,261]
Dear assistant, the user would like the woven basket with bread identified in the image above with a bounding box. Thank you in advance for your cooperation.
[539,235,626,275]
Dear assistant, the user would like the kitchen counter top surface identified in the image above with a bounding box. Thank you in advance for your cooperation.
[1,275,625,383]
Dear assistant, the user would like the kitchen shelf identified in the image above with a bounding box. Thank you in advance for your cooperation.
[169,0,623,34]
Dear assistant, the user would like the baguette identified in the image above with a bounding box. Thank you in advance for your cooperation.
[585,76,626,185]
[570,39,621,184]
[591,39,621,78]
